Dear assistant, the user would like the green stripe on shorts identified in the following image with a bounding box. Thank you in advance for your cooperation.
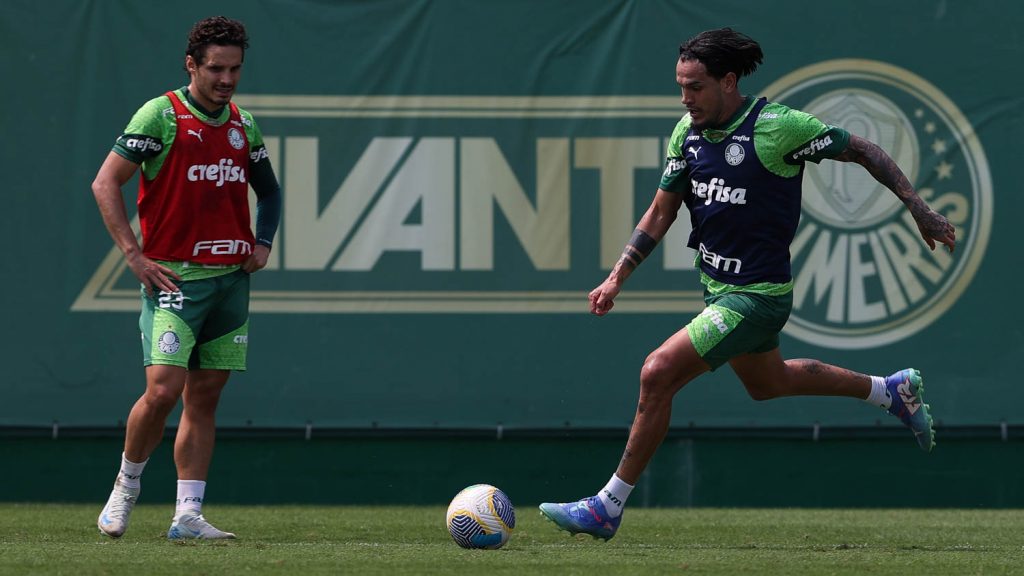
[689,305,744,358]
[686,290,793,370]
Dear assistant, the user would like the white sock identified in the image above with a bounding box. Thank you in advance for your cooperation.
[597,474,634,518]
[175,480,206,517]
[864,375,891,409]
[117,453,148,489]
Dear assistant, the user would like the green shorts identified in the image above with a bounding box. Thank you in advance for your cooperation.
[686,289,793,370]
[140,267,250,370]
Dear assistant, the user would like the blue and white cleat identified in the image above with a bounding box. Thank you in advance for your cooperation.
[539,496,621,541]
[167,513,236,540]
[97,480,139,538]
[885,368,935,452]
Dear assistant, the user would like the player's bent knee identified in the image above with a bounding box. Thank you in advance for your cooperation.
[639,352,681,397]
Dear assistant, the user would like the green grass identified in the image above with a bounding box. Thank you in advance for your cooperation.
[1,505,1022,575]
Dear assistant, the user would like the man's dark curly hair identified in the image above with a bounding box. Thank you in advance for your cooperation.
[678,28,763,80]
[185,16,249,67]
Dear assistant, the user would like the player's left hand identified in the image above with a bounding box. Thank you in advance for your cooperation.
[914,208,956,253]
[242,244,271,273]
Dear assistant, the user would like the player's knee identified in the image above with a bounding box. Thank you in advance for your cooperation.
[143,385,182,412]
[639,352,678,399]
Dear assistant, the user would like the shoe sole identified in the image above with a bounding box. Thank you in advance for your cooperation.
[907,370,936,453]
[538,505,615,541]
[97,525,124,538]
[167,530,237,540]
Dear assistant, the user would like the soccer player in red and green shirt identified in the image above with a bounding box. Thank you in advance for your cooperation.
[93,16,281,540]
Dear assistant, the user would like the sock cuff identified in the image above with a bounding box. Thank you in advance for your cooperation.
[119,452,148,482]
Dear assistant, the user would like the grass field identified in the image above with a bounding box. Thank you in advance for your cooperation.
[1,504,1022,575]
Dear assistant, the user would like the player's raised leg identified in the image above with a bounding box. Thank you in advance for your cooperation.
[729,351,935,451]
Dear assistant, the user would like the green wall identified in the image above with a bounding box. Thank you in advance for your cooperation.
[5,434,1023,507]
[2,0,1021,505]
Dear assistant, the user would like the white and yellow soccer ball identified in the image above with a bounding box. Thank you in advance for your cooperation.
[445,484,516,549]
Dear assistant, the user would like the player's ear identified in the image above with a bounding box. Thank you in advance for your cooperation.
[185,55,197,74]
[722,72,738,93]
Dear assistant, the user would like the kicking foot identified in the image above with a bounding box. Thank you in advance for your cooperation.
[538,496,621,541]
[885,368,935,452]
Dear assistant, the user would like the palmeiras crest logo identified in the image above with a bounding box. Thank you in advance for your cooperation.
[158,331,180,355]
[763,60,992,349]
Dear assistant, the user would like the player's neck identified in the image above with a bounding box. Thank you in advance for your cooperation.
[182,86,226,119]
[709,95,752,130]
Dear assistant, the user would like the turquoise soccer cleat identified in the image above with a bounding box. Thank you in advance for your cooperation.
[885,368,935,452]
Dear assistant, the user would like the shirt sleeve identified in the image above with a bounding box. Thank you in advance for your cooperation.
[240,109,282,247]
[112,96,174,164]
[659,116,693,193]
[753,102,851,177]
[783,125,850,165]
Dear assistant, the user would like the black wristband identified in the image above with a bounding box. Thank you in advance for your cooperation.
[620,229,657,269]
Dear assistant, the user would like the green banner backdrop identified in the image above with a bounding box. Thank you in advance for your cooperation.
[1,0,1015,431]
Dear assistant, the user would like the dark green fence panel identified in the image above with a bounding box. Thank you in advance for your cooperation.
[2,0,1016,430]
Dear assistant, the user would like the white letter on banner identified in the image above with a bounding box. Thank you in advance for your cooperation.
[459,138,569,270]
[335,138,456,271]
[574,138,660,269]
[284,137,413,270]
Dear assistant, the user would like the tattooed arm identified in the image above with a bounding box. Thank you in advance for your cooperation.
[833,134,956,252]
[589,189,684,316]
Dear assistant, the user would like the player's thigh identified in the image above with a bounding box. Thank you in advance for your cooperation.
[193,270,250,371]
[728,347,788,397]
[645,326,712,386]
[140,278,218,368]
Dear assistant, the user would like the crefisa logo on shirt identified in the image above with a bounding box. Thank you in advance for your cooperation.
[763,59,992,349]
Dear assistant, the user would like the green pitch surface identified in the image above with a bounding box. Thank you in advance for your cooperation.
[2,505,1022,575]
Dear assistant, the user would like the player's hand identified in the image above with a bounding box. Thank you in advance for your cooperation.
[914,208,956,253]
[242,244,271,273]
[125,252,180,297]
[589,278,622,316]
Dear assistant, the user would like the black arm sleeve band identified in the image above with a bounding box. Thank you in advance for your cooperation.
[249,158,282,247]
[628,229,657,259]
[621,228,658,269]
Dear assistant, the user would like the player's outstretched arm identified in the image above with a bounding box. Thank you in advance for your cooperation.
[590,189,684,316]
[833,134,956,253]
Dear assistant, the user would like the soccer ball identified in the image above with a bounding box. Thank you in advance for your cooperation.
[445,484,515,549]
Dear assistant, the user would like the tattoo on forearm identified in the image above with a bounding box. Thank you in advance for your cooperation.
[838,136,917,205]
[836,135,955,250]
[617,229,658,271]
